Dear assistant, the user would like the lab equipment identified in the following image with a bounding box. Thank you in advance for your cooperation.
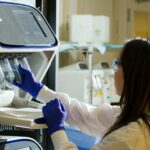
[69,14,110,43]
[93,61,120,104]
[0,136,43,150]
[57,62,103,104]
[18,57,31,71]
[0,90,14,106]
[0,1,58,49]
[57,62,120,105]
[0,58,15,84]
[0,65,5,89]
[1,0,36,6]
[9,58,22,84]
[0,1,58,149]
[0,1,58,103]
[12,96,44,108]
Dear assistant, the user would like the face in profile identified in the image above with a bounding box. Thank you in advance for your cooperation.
[114,65,124,96]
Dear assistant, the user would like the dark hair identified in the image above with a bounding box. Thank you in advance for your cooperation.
[104,38,150,137]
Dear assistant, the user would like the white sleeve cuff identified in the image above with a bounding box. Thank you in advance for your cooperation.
[37,86,56,103]
[51,130,69,149]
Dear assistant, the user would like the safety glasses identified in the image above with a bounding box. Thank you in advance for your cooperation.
[112,59,121,71]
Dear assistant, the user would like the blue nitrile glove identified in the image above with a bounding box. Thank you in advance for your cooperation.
[13,64,44,98]
[34,98,67,135]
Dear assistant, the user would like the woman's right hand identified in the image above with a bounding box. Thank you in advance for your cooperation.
[13,64,44,98]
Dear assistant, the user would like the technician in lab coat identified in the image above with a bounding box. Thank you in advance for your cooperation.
[14,38,150,150]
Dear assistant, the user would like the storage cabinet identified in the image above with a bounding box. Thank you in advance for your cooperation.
[0,0,59,149]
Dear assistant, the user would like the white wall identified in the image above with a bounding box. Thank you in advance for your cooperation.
[127,0,150,39]
[59,0,78,40]
[114,0,150,42]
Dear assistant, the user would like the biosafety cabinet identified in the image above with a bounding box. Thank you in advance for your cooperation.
[0,1,58,149]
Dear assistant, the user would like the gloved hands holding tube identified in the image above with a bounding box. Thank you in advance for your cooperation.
[35,98,67,135]
[13,64,44,98]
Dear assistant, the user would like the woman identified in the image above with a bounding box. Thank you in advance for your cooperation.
[14,38,150,150]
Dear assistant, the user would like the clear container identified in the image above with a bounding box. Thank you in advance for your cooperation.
[18,57,31,71]
[9,57,22,83]
[0,65,5,89]
[0,58,15,84]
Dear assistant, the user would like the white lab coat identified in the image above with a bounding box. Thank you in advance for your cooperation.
[37,86,150,150]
